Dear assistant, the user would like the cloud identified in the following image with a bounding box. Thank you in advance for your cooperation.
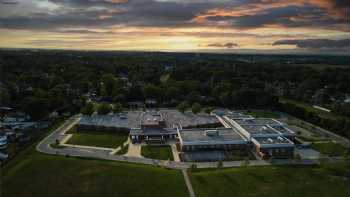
[273,39,350,49]
[0,0,350,53]
[193,0,350,30]
[1,1,18,5]
[0,0,349,31]
[206,42,238,48]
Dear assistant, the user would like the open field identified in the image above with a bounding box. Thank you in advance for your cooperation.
[312,142,349,156]
[3,152,189,197]
[189,163,350,197]
[141,145,174,161]
[67,131,128,148]
[280,98,349,121]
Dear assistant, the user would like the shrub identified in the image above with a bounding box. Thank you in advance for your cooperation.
[177,101,190,113]
[191,103,202,114]
[81,102,95,115]
[97,103,112,115]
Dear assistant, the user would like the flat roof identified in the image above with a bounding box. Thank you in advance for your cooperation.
[232,118,280,126]
[179,128,247,145]
[252,136,294,147]
[130,128,177,136]
[160,110,220,128]
[141,112,163,125]
[78,111,142,128]
[269,124,295,136]
[225,114,254,119]
[240,125,280,136]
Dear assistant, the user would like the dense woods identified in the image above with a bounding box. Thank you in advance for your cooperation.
[1,50,349,126]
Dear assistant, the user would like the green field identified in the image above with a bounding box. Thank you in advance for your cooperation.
[3,152,189,197]
[312,142,349,156]
[280,98,349,121]
[67,131,128,148]
[189,163,350,197]
[141,145,174,161]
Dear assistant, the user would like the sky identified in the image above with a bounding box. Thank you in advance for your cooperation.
[0,0,350,54]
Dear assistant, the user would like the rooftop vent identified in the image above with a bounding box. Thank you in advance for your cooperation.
[261,126,268,131]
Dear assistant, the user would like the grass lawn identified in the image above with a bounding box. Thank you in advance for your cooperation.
[189,163,350,197]
[141,145,174,161]
[280,98,349,121]
[2,117,66,172]
[3,152,189,197]
[50,143,66,149]
[67,131,128,148]
[244,110,280,118]
[312,142,349,156]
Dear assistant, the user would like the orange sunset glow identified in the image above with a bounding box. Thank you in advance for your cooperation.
[0,0,349,54]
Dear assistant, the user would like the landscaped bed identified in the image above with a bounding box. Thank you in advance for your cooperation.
[243,110,280,118]
[3,152,189,197]
[67,131,128,148]
[116,144,129,155]
[141,145,174,160]
[189,163,350,197]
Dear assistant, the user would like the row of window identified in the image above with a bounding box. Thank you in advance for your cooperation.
[183,144,245,151]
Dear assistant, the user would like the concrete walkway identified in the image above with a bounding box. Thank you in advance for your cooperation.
[182,169,196,197]
[171,143,181,162]
[125,142,142,157]
[110,139,130,155]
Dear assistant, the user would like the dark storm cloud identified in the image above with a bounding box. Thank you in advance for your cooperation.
[203,4,347,30]
[273,39,350,49]
[1,0,19,5]
[0,0,349,31]
[0,0,232,29]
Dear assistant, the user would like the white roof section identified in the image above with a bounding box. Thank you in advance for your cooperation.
[252,136,294,148]
[178,128,248,146]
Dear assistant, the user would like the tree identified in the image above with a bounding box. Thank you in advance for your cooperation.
[143,84,161,99]
[0,88,10,106]
[100,74,119,97]
[81,102,95,115]
[190,163,197,171]
[294,153,302,162]
[164,86,180,101]
[217,160,223,169]
[187,91,201,104]
[241,157,250,167]
[20,96,49,120]
[204,106,214,114]
[113,103,123,113]
[97,103,112,115]
[177,101,190,113]
[191,102,202,114]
